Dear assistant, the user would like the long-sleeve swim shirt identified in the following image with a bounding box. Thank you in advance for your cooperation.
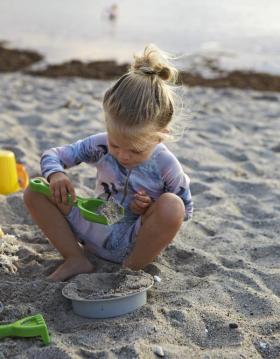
[41,132,193,220]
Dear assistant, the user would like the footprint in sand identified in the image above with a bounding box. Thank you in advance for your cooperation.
[230,288,273,317]
[17,114,44,126]
[190,182,211,196]
[224,179,271,199]
[257,271,280,297]
[238,203,275,221]
[271,143,280,152]
[219,149,249,162]
[202,311,244,348]
[165,246,219,278]
[249,245,280,269]
[163,308,243,349]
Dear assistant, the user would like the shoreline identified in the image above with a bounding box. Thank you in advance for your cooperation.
[1,42,280,92]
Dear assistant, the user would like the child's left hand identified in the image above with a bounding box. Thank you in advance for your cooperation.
[130,190,152,215]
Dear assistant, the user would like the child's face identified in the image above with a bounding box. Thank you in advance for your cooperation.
[107,133,157,169]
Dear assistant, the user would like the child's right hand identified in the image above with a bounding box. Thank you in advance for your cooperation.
[49,172,76,205]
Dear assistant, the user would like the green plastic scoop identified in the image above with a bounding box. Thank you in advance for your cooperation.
[29,177,124,225]
[0,314,50,345]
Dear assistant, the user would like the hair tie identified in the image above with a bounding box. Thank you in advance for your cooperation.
[138,66,157,76]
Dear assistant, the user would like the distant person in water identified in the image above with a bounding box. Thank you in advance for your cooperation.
[24,45,193,282]
[105,3,118,21]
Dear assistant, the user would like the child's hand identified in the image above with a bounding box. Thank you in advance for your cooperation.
[130,190,152,215]
[49,172,76,205]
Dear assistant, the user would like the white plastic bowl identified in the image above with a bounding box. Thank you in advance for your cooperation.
[62,271,154,319]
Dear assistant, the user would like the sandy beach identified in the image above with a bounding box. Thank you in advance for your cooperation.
[0,68,280,358]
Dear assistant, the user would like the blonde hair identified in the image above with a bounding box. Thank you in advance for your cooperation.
[103,44,179,149]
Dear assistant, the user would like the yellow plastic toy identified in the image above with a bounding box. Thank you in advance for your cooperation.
[0,150,29,195]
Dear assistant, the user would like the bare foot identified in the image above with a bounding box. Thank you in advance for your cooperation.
[48,255,95,282]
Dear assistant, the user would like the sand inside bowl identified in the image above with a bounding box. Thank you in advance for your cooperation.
[62,269,154,301]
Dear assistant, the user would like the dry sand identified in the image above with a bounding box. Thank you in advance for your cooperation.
[0,73,280,358]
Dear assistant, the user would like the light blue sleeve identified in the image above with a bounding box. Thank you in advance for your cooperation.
[159,148,193,221]
[40,133,108,179]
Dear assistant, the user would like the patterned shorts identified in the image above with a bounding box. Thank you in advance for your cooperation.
[65,207,142,263]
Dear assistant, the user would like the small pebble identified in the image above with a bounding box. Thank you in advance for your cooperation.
[229,322,238,329]
[259,341,268,350]
[154,345,164,357]
[154,275,161,283]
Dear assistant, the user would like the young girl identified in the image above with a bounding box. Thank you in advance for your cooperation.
[24,45,193,282]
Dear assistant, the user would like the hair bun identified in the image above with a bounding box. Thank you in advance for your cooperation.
[132,44,178,83]
[158,67,171,81]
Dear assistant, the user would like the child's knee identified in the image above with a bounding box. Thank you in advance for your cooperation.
[157,193,185,225]
[24,186,47,209]
[23,186,36,208]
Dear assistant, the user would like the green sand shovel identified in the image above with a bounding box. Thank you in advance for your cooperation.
[0,314,50,345]
[29,177,124,225]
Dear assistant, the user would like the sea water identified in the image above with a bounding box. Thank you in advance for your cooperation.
[0,0,280,74]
